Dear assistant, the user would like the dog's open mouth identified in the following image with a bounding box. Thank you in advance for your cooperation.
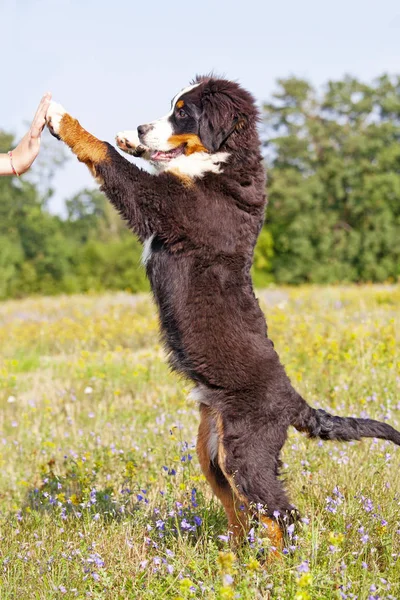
[150,144,185,162]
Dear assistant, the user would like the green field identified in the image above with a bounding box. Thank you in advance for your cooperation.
[0,286,399,599]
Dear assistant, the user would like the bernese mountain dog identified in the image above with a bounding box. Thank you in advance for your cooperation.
[46,76,400,553]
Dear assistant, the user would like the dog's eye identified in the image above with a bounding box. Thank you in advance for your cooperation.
[177,108,187,118]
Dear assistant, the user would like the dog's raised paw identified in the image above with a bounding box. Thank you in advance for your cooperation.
[116,130,149,157]
[46,101,67,139]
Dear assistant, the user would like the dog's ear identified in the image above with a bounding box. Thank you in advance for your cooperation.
[199,94,241,153]
[199,113,239,153]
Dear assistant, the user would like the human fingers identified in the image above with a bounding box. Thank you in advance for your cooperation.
[30,92,52,139]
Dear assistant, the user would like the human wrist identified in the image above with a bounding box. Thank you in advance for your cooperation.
[8,151,21,176]
[11,139,31,174]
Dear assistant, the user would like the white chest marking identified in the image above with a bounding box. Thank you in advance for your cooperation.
[164,151,230,178]
[188,386,205,403]
[142,234,155,266]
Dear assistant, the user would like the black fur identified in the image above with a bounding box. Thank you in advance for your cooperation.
[293,401,400,444]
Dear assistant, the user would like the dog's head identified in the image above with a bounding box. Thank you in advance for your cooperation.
[116,76,259,174]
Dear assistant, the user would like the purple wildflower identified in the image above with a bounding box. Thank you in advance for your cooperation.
[297,561,309,572]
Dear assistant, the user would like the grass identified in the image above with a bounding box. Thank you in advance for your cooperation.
[0,285,399,599]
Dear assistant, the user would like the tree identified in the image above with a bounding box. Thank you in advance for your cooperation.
[0,133,147,298]
[252,228,274,287]
[2,72,400,303]
[262,74,400,283]
[64,188,148,292]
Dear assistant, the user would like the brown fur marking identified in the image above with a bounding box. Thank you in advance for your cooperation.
[197,406,249,543]
[176,100,185,108]
[260,516,284,551]
[167,133,209,156]
[167,168,194,186]
[59,114,110,176]
[215,413,284,553]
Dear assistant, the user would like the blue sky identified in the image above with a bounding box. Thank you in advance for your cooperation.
[1,0,399,213]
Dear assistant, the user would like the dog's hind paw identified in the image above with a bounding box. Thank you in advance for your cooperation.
[46,101,67,139]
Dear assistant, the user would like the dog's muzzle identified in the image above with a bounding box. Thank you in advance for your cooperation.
[137,123,153,143]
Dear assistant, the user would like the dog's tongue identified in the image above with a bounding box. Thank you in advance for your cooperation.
[151,146,184,161]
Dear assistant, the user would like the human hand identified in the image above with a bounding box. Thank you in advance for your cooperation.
[12,92,52,174]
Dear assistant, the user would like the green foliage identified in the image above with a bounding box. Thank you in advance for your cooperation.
[0,131,148,299]
[1,74,400,299]
[251,227,274,287]
[263,74,400,283]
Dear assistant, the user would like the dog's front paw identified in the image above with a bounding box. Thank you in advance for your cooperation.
[46,101,67,139]
[116,130,150,158]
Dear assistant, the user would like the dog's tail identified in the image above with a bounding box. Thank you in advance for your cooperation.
[292,394,400,445]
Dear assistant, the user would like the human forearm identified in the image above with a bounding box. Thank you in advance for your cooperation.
[0,153,14,175]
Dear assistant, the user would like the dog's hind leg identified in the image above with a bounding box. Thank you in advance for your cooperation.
[214,410,297,554]
[197,404,249,545]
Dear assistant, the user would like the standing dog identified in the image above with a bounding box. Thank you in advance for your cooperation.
[46,76,400,550]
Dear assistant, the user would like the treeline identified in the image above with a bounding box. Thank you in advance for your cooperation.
[0,129,148,298]
[0,168,148,299]
[263,74,400,284]
[0,73,399,299]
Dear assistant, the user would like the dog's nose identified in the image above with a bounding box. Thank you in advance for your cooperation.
[137,124,152,138]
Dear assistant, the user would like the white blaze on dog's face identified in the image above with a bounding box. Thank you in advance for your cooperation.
[116,82,230,178]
